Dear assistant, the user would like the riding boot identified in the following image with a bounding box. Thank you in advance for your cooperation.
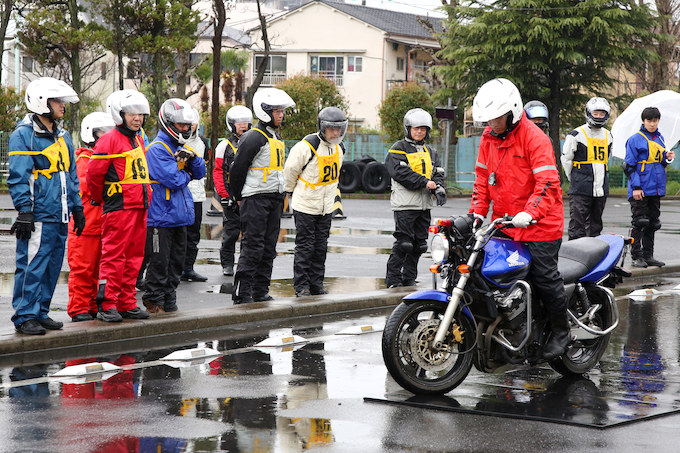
[542,311,571,360]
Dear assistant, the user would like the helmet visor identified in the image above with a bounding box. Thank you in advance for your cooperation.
[320,119,348,144]
[525,105,548,119]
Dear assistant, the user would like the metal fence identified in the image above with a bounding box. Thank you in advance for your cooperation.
[3,131,680,192]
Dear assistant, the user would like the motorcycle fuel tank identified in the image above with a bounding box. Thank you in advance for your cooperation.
[481,237,531,288]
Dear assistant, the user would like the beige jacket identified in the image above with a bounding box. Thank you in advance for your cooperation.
[284,133,344,215]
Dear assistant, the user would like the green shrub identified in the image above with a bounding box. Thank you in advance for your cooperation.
[378,82,435,144]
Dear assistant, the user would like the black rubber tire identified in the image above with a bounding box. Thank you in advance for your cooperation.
[382,300,475,395]
[361,161,390,194]
[339,161,361,193]
[353,159,367,176]
[549,285,612,375]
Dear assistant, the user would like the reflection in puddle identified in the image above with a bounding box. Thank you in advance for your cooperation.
[0,271,69,296]
[200,225,394,241]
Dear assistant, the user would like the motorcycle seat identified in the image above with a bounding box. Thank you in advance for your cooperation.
[557,237,610,284]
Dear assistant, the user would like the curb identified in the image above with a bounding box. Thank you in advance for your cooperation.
[0,288,411,358]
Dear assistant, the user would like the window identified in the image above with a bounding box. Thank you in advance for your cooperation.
[22,56,34,73]
[310,56,344,86]
[254,54,287,86]
[396,57,404,71]
[348,56,362,73]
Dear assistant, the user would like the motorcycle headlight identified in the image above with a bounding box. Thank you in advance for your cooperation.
[430,233,449,264]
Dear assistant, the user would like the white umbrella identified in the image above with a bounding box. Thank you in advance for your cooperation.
[611,90,680,159]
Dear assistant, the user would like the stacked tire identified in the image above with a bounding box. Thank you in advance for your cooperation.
[339,156,391,194]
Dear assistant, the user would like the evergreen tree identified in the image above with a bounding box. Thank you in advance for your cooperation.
[436,0,658,166]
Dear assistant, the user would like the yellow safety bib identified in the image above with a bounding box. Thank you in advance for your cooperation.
[249,127,285,182]
[573,127,608,169]
[636,131,665,172]
[388,146,433,177]
[147,140,194,200]
[298,140,341,189]
[9,136,71,179]
[91,136,149,197]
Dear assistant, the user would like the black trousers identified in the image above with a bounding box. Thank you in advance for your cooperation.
[293,210,332,292]
[526,239,567,317]
[232,195,283,301]
[143,225,187,305]
[568,194,606,240]
[385,209,430,287]
[629,195,661,260]
[220,205,241,268]
[183,201,203,272]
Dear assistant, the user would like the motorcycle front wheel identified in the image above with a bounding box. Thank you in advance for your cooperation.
[382,300,475,395]
[550,285,612,375]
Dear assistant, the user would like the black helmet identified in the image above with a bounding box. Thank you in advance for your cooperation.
[523,100,549,132]
[317,107,348,145]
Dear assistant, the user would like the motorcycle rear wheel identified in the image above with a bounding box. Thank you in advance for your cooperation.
[549,286,612,375]
[382,300,475,395]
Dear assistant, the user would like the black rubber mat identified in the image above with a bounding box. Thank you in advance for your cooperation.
[366,375,680,430]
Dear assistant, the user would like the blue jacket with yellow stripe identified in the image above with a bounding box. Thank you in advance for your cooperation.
[146,130,206,228]
[624,125,669,198]
[7,114,82,223]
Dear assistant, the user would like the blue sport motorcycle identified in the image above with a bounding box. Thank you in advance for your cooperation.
[382,215,630,395]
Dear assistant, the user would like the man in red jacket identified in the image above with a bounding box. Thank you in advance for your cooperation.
[470,78,568,360]
[86,90,152,322]
[67,112,115,321]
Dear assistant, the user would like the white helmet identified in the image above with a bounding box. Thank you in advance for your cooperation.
[585,96,610,128]
[403,108,432,141]
[189,108,200,140]
[226,105,253,134]
[252,88,295,127]
[158,98,195,145]
[472,78,523,126]
[107,89,150,127]
[25,77,79,116]
[80,112,116,145]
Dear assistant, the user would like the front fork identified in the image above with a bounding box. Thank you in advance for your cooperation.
[432,237,483,350]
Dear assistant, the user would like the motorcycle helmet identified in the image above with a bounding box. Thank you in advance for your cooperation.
[158,98,195,145]
[226,105,253,136]
[403,108,432,142]
[585,97,610,128]
[472,78,523,128]
[523,100,549,133]
[107,89,150,129]
[252,88,295,128]
[318,107,348,145]
[25,77,79,118]
[80,111,116,146]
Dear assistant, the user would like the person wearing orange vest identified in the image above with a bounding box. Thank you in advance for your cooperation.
[561,97,613,240]
[143,99,207,313]
[213,105,252,276]
[229,88,295,304]
[624,106,675,268]
[86,89,152,322]
[384,108,446,289]
[284,107,347,297]
[67,112,115,322]
[8,77,83,335]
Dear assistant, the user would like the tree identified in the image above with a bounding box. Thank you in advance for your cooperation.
[436,0,658,167]
[209,0,226,190]
[0,86,27,132]
[275,75,347,140]
[378,82,435,143]
[17,0,108,129]
[93,0,201,113]
[245,0,271,110]
[0,0,13,85]
[634,0,680,92]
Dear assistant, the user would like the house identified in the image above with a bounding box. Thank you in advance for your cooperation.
[246,0,443,129]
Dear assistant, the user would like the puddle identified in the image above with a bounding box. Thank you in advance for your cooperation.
[205,277,387,295]
[0,271,69,296]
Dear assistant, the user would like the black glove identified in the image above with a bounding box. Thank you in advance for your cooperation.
[435,186,447,206]
[72,208,86,236]
[177,149,195,161]
[10,211,35,240]
[467,212,484,230]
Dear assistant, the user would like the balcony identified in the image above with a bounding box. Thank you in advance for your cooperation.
[259,73,287,86]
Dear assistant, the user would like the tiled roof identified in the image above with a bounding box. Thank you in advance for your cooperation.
[304,0,443,39]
